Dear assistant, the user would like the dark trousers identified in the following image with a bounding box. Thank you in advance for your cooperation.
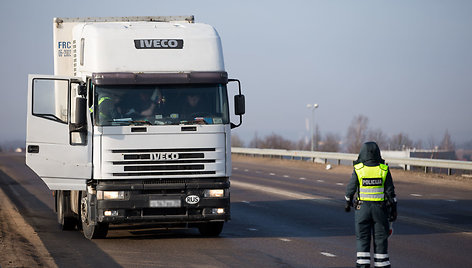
[355,201,391,268]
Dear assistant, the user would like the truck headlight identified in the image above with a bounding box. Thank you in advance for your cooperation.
[204,189,225,198]
[97,191,125,200]
[211,208,225,214]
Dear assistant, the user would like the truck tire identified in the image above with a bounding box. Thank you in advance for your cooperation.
[56,190,77,230]
[198,222,224,237]
[80,192,108,239]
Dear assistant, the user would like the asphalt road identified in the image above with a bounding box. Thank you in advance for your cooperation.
[0,153,471,268]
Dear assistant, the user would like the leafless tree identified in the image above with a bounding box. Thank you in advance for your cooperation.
[413,139,423,150]
[231,133,245,147]
[320,133,341,152]
[249,132,261,148]
[367,128,389,150]
[427,135,437,150]
[389,133,413,150]
[439,130,455,151]
[295,137,310,151]
[346,115,369,153]
[259,133,294,150]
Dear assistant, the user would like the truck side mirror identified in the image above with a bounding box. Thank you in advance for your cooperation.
[78,85,87,96]
[75,97,87,127]
[70,97,87,145]
[234,95,245,116]
[228,79,245,129]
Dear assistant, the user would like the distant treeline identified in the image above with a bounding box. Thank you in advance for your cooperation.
[232,115,468,154]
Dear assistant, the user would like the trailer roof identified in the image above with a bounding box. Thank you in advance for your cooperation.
[54,16,194,27]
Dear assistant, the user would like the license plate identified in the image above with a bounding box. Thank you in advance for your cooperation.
[149,199,181,208]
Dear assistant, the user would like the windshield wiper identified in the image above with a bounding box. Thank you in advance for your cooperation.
[129,120,153,126]
[109,118,153,125]
[180,119,208,125]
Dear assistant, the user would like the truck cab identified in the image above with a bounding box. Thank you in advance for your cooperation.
[26,16,245,239]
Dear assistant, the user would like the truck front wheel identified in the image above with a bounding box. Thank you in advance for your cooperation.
[80,192,108,239]
[198,222,224,237]
[56,190,77,230]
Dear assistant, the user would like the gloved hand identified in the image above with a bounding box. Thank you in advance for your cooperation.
[345,200,353,212]
[388,202,397,222]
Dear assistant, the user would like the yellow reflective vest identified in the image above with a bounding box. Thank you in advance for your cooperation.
[89,97,111,113]
[354,163,388,201]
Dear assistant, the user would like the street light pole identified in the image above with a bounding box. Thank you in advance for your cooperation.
[306,103,319,151]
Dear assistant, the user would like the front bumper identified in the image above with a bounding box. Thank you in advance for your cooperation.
[94,178,230,224]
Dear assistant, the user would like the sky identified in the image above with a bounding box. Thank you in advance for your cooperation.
[1,0,471,148]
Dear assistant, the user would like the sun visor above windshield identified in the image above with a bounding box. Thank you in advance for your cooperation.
[92,72,228,85]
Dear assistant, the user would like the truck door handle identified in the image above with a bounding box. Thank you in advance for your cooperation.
[28,145,39,153]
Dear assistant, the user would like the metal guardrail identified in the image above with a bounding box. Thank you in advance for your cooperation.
[231,147,472,175]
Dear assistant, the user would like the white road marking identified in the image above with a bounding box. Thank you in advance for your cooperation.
[233,167,239,170]
[279,238,291,242]
[336,183,344,186]
[248,228,258,231]
[410,193,422,197]
[234,181,472,237]
[283,175,290,178]
[232,181,331,201]
[244,169,249,172]
[269,173,276,176]
[317,179,325,183]
[242,201,250,204]
[299,177,306,180]
[320,252,336,257]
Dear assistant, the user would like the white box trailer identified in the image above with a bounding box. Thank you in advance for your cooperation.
[26,16,245,239]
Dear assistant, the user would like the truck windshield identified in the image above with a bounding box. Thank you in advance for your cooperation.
[94,84,229,126]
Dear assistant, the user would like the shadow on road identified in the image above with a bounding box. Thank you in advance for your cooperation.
[83,197,472,241]
[0,170,122,268]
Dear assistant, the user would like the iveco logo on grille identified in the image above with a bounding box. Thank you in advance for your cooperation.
[151,153,179,160]
[134,39,184,49]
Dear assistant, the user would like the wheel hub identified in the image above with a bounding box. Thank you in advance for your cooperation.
[81,197,88,224]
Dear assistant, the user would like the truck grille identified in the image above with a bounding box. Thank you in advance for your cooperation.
[110,148,217,177]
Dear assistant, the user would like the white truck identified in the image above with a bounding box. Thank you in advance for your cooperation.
[26,16,245,239]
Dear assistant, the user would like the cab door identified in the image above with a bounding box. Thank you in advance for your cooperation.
[26,75,91,190]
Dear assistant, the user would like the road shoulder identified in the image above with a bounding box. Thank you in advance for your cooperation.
[0,187,57,268]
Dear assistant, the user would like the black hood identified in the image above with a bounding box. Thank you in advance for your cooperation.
[353,141,385,165]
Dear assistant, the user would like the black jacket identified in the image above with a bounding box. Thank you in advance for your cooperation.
[345,142,396,202]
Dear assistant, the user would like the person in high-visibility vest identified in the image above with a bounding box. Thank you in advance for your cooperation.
[345,141,397,268]
[90,96,120,125]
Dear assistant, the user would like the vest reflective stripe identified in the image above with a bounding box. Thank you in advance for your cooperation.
[359,193,384,200]
[89,97,111,113]
[98,96,110,105]
[360,187,384,193]
[355,163,388,201]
